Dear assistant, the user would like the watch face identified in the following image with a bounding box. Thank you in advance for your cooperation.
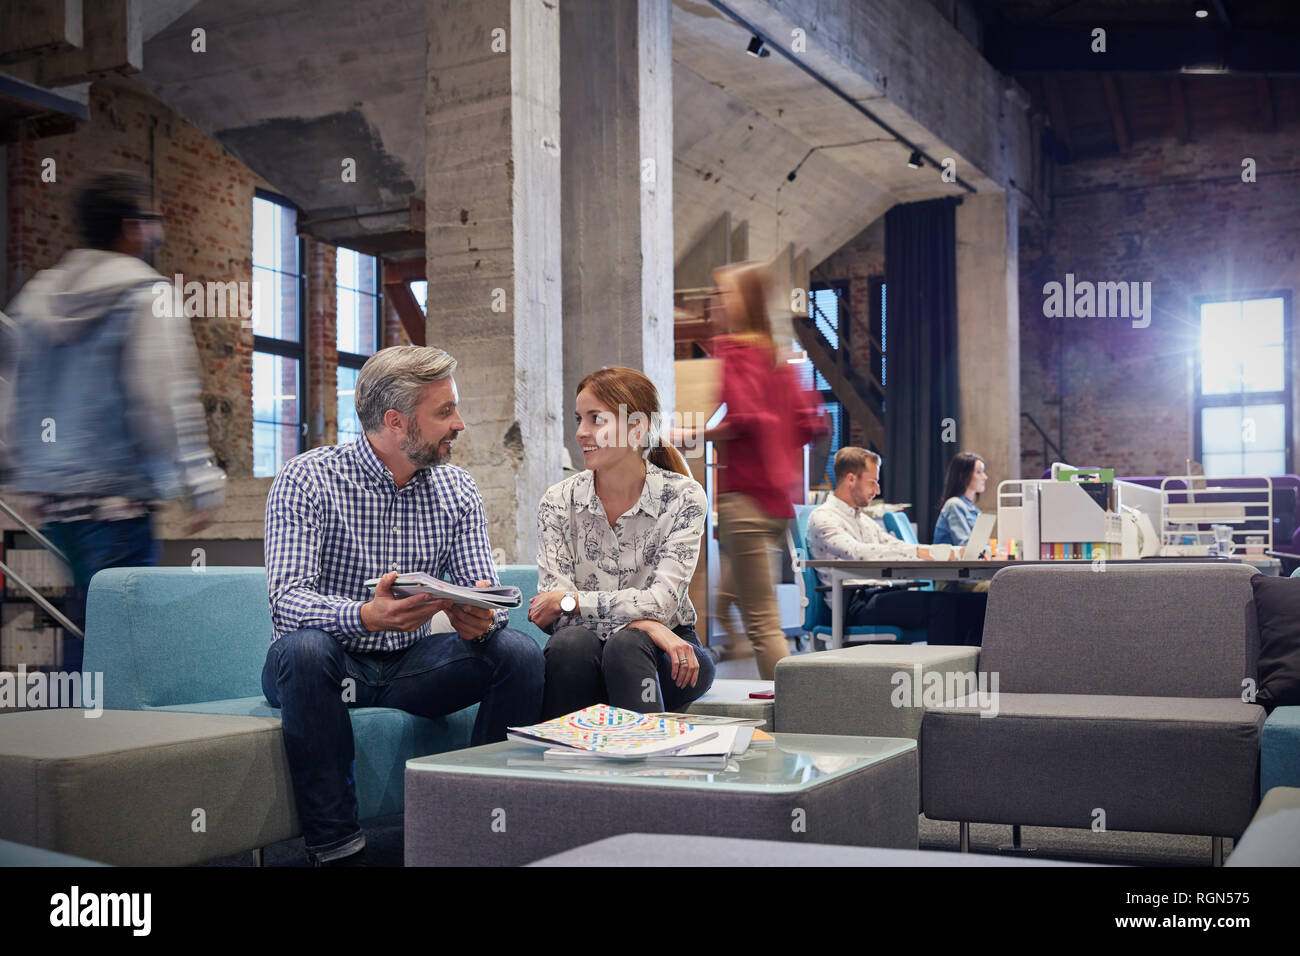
[560,594,576,612]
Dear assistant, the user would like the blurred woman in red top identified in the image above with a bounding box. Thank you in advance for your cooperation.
[675,261,827,679]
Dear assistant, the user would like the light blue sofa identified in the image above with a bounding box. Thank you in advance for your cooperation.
[1262,706,1300,795]
[82,564,547,822]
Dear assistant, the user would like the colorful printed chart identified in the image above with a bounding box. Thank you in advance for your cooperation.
[507,704,719,758]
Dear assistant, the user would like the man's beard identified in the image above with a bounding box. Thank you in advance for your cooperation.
[401,419,453,469]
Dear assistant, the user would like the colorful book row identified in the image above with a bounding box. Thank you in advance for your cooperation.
[1039,542,1110,560]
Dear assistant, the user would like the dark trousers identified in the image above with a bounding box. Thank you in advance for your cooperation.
[43,515,157,674]
[261,626,544,862]
[846,588,988,646]
[541,624,715,720]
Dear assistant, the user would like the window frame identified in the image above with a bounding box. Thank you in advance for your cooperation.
[1192,289,1293,475]
[251,188,307,472]
[335,246,384,371]
[335,247,384,446]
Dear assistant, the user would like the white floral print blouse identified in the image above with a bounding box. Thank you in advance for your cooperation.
[536,461,707,641]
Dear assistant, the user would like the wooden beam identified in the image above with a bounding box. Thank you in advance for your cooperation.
[0,0,82,64]
[1170,76,1190,143]
[383,258,426,282]
[1043,76,1072,156]
[381,258,427,345]
[1100,75,1130,154]
[383,280,426,347]
[1258,76,1276,131]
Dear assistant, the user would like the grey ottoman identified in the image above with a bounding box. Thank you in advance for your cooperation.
[922,694,1264,836]
[405,733,917,866]
[683,678,774,728]
[529,833,1104,867]
[0,839,111,867]
[0,709,298,866]
[775,645,982,739]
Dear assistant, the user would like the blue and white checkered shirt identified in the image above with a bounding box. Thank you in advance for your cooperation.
[264,436,507,652]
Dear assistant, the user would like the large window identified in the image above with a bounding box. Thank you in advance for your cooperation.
[807,280,850,485]
[1196,293,1291,475]
[336,247,382,445]
[252,193,305,477]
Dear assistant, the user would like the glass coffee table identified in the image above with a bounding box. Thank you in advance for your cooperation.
[405,733,918,866]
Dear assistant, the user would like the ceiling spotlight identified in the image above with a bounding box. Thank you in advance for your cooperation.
[746,34,770,58]
[907,150,924,169]
[1195,8,1209,17]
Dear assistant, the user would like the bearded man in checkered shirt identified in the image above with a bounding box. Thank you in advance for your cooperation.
[262,345,543,866]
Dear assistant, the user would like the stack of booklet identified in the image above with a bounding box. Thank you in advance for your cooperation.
[507,704,773,770]
[362,572,522,610]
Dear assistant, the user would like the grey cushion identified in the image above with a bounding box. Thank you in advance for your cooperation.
[775,645,981,739]
[981,563,1258,697]
[406,745,917,866]
[683,679,774,728]
[528,833,1104,867]
[921,693,1264,837]
[1226,786,1300,866]
[0,710,298,866]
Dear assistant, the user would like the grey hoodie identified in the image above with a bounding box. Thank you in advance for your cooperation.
[0,249,226,511]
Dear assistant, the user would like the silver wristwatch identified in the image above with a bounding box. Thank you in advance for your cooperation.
[474,617,504,644]
[560,591,577,613]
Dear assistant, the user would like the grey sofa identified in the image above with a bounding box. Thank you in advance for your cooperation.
[921,563,1265,865]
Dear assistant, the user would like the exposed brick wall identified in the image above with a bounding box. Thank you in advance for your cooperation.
[1018,125,1300,478]
[306,237,339,448]
[811,216,884,449]
[5,77,265,478]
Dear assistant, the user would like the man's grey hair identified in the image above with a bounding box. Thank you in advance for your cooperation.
[354,346,458,433]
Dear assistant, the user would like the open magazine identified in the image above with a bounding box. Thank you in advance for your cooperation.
[507,704,720,759]
[362,571,522,610]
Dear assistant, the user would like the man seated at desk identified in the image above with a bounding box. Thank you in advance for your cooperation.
[806,447,933,630]
[806,447,988,645]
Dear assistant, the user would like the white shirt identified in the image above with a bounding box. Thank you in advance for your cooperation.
[806,495,918,607]
[536,462,707,641]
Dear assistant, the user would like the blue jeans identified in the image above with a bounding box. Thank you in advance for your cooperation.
[43,516,158,675]
[261,626,544,862]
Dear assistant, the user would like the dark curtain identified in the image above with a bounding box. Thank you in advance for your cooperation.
[884,197,960,542]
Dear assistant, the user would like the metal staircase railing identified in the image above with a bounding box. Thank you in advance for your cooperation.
[0,496,84,639]
[1021,412,1064,473]
[795,286,885,447]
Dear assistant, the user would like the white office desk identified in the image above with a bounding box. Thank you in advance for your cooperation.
[801,555,1281,649]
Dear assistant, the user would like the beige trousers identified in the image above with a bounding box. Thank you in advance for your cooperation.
[716,492,791,680]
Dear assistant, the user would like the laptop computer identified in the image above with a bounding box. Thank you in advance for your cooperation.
[962,512,998,561]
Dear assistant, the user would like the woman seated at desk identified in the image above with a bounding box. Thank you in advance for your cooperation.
[933,452,987,548]
[528,366,715,719]
[930,452,991,642]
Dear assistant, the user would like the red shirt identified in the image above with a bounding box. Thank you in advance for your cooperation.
[716,337,829,518]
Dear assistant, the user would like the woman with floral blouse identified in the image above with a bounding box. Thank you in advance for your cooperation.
[527,366,715,719]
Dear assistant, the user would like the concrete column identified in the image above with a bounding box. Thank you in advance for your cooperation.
[956,190,1021,496]
[426,0,564,562]
[560,0,674,460]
